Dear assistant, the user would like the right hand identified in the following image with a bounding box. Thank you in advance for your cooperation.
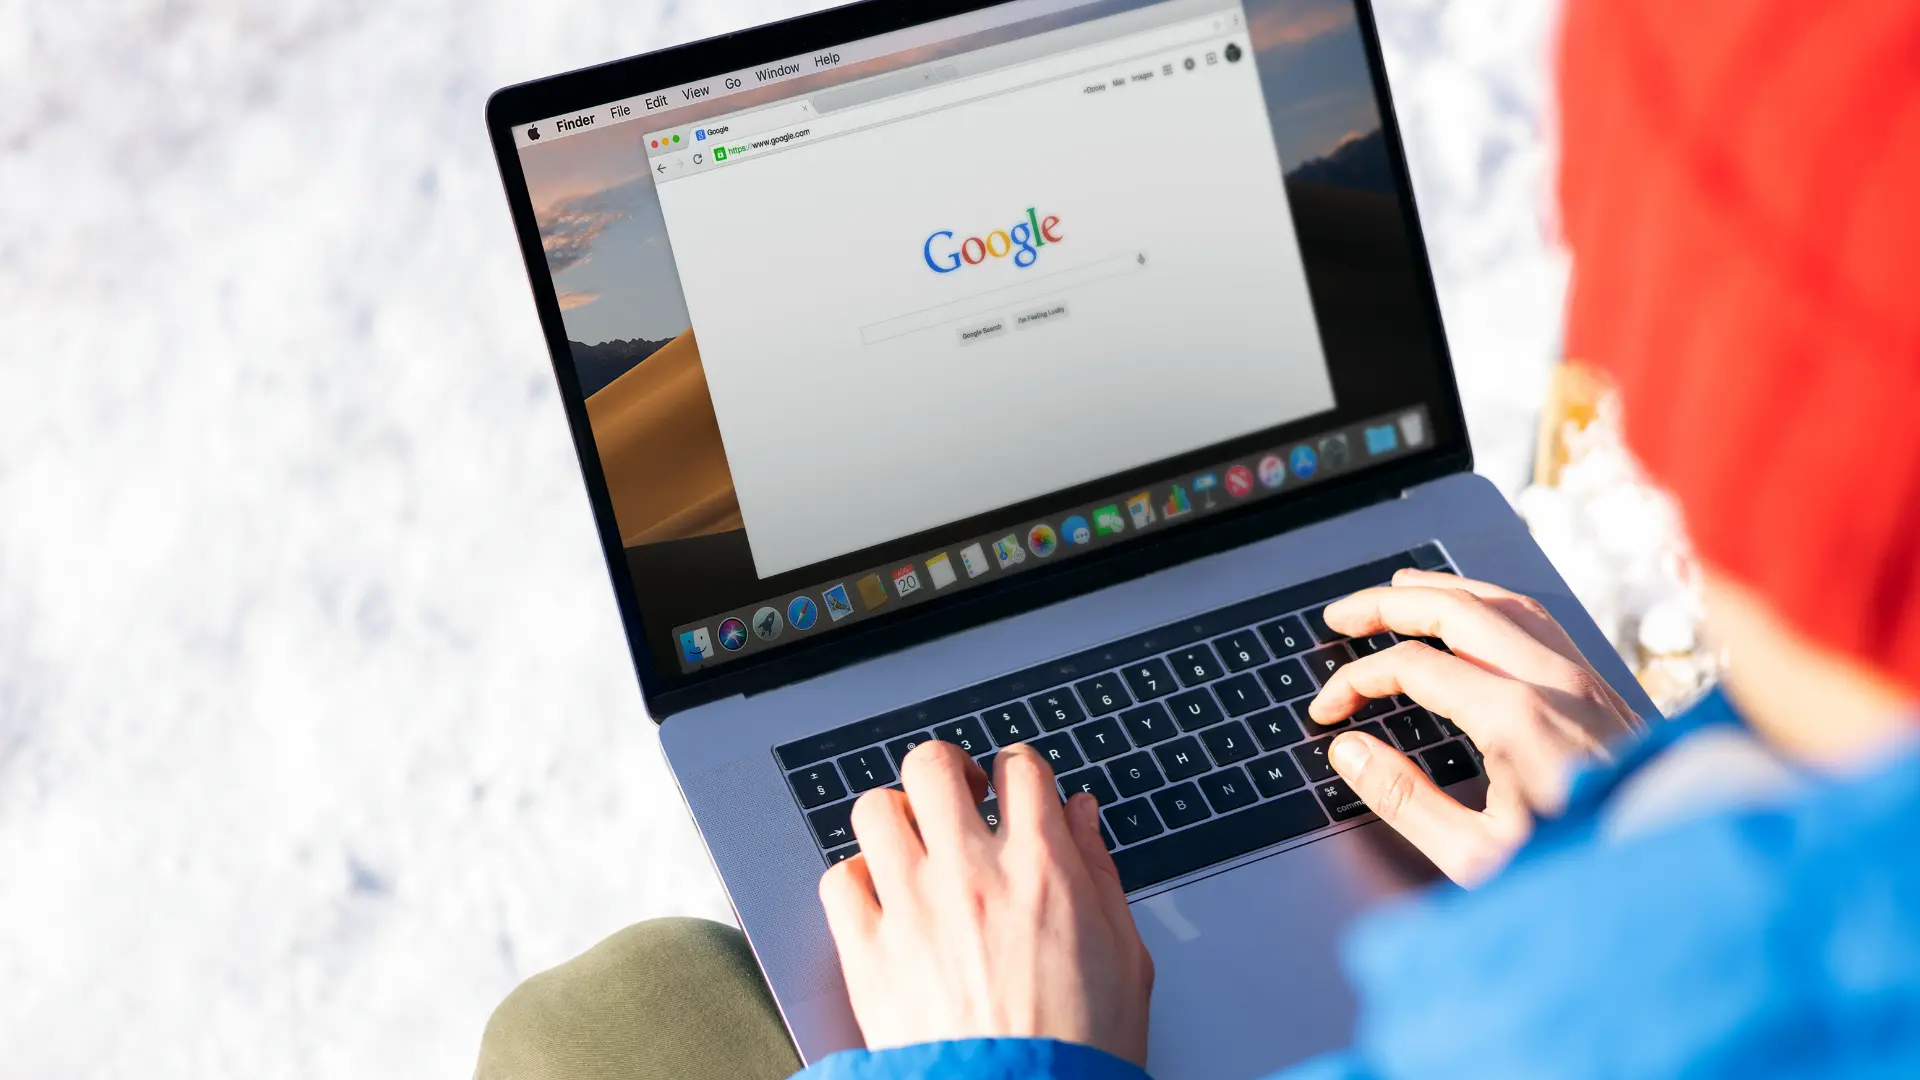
[1306,569,1644,886]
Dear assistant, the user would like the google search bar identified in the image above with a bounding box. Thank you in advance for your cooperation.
[859,251,1146,345]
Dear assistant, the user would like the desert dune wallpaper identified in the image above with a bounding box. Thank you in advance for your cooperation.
[513,0,1404,653]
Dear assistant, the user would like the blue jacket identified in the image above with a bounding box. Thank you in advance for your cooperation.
[795,689,1920,1079]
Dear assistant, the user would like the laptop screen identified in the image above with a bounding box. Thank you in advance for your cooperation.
[507,0,1458,687]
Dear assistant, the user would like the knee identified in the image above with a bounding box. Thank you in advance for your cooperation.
[477,918,794,1080]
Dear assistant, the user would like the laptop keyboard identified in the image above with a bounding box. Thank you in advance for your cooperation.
[775,544,1482,892]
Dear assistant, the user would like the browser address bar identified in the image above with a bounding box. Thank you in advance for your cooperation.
[667,11,1237,171]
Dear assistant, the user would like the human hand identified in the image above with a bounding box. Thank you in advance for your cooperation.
[818,741,1154,1065]
[1306,569,1643,886]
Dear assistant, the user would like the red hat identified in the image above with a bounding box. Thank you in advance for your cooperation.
[1557,0,1920,693]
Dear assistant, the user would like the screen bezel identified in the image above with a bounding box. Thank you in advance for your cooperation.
[485,0,1472,720]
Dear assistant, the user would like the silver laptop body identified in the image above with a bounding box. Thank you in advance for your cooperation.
[488,1,1655,1074]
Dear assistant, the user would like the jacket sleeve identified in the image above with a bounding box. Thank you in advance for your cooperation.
[792,1038,1153,1080]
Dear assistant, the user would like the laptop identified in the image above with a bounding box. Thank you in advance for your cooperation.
[486,0,1655,1074]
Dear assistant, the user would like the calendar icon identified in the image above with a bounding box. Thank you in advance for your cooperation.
[892,564,923,598]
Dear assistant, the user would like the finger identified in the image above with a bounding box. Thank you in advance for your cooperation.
[1321,585,1576,686]
[1062,792,1131,925]
[1309,640,1522,737]
[1328,731,1504,886]
[848,788,924,904]
[994,744,1074,849]
[1381,573,1643,734]
[1389,570,1614,681]
[818,853,881,941]
[898,740,990,850]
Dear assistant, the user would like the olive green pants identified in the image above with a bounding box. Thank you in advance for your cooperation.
[476,918,802,1080]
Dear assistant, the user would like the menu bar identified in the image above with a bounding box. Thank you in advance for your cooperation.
[672,407,1435,670]
[512,0,1113,148]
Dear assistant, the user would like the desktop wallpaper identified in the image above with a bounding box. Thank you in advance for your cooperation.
[515,0,1413,663]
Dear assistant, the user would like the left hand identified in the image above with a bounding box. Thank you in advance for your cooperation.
[818,740,1155,1065]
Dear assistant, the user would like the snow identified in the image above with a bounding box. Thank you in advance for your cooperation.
[0,2,1594,1076]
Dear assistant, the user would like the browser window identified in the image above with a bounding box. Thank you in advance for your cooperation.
[649,8,1334,579]
[511,0,1458,681]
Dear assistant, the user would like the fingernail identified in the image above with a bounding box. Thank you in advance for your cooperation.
[1330,733,1370,775]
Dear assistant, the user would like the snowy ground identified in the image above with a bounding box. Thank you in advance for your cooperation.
[0,2,1574,1077]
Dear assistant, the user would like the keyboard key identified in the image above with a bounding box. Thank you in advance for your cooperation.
[1104,798,1165,846]
[1118,701,1178,746]
[1255,658,1313,702]
[1059,767,1119,806]
[1314,777,1371,820]
[1248,751,1306,798]
[1211,630,1270,672]
[982,703,1039,744]
[1152,736,1209,781]
[1213,672,1270,716]
[886,731,934,769]
[1073,673,1132,715]
[1168,644,1225,686]
[1249,707,1304,751]
[826,843,860,864]
[933,715,992,756]
[1110,791,1328,892]
[1352,696,1394,721]
[1257,614,1313,658]
[1293,736,1337,783]
[1199,720,1258,766]
[975,752,998,788]
[1199,766,1258,813]
[1152,782,1211,829]
[1293,697,1345,735]
[1385,708,1443,752]
[1303,642,1358,685]
[837,747,896,792]
[787,764,848,809]
[1302,604,1344,644]
[808,799,857,848]
[1168,688,1224,731]
[1029,731,1085,773]
[978,797,1002,831]
[1107,751,1165,797]
[1422,740,1480,787]
[1101,821,1116,851]
[1071,716,1131,762]
[1351,632,1398,657]
[1029,689,1086,731]
[1119,657,1178,702]
[1434,711,1463,737]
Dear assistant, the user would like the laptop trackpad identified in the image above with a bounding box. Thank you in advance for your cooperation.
[1134,818,1446,1080]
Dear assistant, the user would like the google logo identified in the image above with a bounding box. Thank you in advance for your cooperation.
[924,208,1064,273]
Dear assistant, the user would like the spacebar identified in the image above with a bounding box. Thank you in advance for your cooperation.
[1112,791,1330,894]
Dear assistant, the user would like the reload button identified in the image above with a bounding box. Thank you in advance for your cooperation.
[1013,301,1069,329]
[956,317,1009,345]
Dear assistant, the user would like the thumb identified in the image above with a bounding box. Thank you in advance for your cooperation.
[1330,731,1500,886]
